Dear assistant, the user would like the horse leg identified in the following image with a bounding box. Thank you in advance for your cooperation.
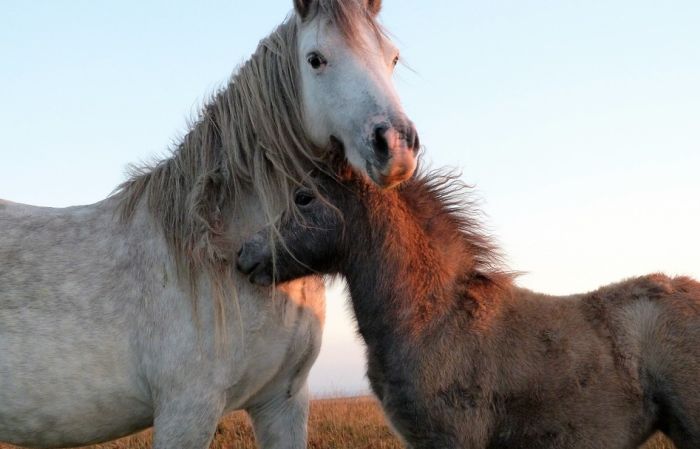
[247,384,310,449]
[152,392,225,449]
[648,342,700,448]
[657,389,700,449]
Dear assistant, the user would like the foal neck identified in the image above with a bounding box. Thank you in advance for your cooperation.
[342,175,507,343]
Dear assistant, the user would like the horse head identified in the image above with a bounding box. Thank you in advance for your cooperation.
[294,0,419,188]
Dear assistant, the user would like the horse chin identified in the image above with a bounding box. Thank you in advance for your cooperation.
[367,157,416,189]
[328,135,348,163]
[328,136,414,188]
[328,136,372,177]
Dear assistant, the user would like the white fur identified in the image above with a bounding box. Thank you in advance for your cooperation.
[296,14,410,181]
[0,195,325,448]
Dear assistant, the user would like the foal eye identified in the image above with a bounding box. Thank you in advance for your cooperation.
[294,190,316,207]
[307,52,327,70]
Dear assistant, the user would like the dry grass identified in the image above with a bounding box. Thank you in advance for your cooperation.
[0,396,676,449]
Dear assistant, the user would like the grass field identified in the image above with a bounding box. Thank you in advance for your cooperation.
[0,396,676,449]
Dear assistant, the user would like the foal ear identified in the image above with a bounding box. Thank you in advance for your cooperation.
[337,162,356,182]
[294,0,314,19]
[366,0,382,16]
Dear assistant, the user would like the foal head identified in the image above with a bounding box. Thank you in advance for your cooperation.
[237,170,359,286]
[294,0,419,187]
[237,166,509,295]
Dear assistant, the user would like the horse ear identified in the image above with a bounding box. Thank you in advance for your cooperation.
[294,0,313,19]
[366,0,382,16]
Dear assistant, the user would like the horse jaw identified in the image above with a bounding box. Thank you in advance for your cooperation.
[296,10,419,189]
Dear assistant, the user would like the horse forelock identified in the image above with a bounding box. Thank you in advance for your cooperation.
[114,17,325,296]
[303,0,388,52]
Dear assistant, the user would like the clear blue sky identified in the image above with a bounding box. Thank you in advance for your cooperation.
[2,1,699,395]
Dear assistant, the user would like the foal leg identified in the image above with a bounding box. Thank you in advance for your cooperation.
[659,392,700,449]
[152,392,225,449]
[247,384,310,449]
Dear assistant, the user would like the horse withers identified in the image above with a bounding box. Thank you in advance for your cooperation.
[0,1,419,448]
[238,167,700,449]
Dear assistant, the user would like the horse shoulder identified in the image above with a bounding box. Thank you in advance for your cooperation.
[221,277,324,410]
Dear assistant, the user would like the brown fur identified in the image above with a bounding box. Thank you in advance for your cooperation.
[238,168,700,448]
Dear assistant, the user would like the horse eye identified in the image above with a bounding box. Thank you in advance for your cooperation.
[294,190,316,207]
[307,53,327,70]
[392,55,400,67]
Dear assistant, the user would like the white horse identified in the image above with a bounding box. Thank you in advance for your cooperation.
[0,1,419,448]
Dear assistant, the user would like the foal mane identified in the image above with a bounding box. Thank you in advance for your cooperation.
[396,169,514,294]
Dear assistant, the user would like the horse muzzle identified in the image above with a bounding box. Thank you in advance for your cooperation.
[370,122,420,188]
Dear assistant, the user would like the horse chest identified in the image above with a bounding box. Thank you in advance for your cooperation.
[222,278,324,409]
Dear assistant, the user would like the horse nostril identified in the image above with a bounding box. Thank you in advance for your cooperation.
[411,130,420,153]
[372,125,390,160]
[402,122,419,153]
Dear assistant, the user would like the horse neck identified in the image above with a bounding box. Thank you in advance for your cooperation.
[341,187,476,349]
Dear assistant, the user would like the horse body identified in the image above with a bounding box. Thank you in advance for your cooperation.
[1,0,419,446]
[0,194,324,448]
[237,170,700,449]
[378,277,694,449]
[473,278,698,449]
[0,200,153,446]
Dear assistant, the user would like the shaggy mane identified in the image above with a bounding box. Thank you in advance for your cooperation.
[397,168,515,293]
[114,1,386,278]
[112,1,387,329]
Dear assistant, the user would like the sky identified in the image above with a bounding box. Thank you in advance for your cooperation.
[1,1,699,395]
